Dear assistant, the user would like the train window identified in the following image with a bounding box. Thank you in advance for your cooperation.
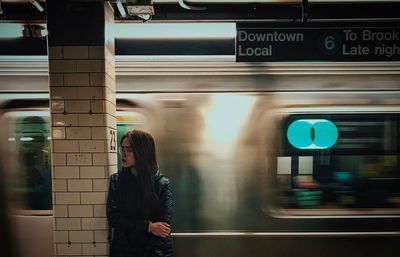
[1,111,52,212]
[116,111,147,170]
[276,113,400,215]
[0,109,146,212]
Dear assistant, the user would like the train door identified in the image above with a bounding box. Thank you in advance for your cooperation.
[0,109,53,257]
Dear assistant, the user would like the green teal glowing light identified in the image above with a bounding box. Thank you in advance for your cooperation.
[287,119,338,149]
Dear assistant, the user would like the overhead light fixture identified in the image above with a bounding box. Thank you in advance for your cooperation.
[126,0,154,21]
[178,0,206,11]
[30,0,44,12]
[116,0,127,18]
[0,0,3,15]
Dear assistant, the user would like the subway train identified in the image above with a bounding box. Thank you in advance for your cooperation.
[0,56,400,257]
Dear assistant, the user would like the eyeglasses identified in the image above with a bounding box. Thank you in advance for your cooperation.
[119,146,133,155]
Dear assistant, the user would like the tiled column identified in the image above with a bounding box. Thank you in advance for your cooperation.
[47,2,116,257]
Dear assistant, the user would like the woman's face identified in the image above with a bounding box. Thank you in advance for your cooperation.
[120,137,135,168]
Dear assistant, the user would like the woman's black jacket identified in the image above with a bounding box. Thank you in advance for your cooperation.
[107,170,173,257]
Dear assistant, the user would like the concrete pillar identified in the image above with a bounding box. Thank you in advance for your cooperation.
[47,1,116,256]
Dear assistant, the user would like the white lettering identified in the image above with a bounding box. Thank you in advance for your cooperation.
[374,44,400,58]
[238,45,246,56]
[238,45,272,56]
[237,31,303,42]
[344,30,357,41]
[363,30,400,41]
[248,33,256,41]
[342,44,370,56]
[238,31,248,42]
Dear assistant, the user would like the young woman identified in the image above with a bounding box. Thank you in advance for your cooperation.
[107,130,173,257]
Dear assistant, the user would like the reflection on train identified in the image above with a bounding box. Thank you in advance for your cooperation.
[1,74,400,257]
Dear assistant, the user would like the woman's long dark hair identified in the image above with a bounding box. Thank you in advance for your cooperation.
[121,130,159,217]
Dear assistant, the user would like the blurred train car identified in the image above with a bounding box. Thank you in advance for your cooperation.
[0,56,400,257]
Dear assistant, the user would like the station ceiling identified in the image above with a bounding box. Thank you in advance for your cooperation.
[0,0,400,23]
[0,1,399,56]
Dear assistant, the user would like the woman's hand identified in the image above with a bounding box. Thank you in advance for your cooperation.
[148,222,171,238]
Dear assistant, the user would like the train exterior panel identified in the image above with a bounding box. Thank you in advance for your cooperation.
[0,59,399,257]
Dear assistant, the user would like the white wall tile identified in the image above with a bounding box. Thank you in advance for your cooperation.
[54,231,68,243]
[105,112,116,125]
[51,87,78,99]
[105,100,116,116]
[81,192,106,204]
[54,166,80,179]
[109,153,118,165]
[51,100,65,113]
[63,46,89,59]
[49,47,63,60]
[89,46,105,59]
[81,218,107,230]
[66,127,91,139]
[92,153,108,165]
[82,243,107,255]
[67,153,92,166]
[93,179,107,191]
[78,114,105,126]
[54,179,67,192]
[93,204,106,218]
[89,73,104,86]
[52,153,67,166]
[105,47,114,63]
[103,87,116,105]
[53,140,79,153]
[54,205,68,217]
[79,140,105,152]
[80,166,106,179]
[105,60,115,79]
[52,127,66,140]
[55,192,81,204]
[69,231,93,243]
[52,114,79,127]
[91,127,108,139]
[64,73,90,87]
[56,218,81,230]
[105,73,115,92]
[77,87,104,100]
[57,243,82,256]
[49,73,64,86]
[49,60,77,73]
[90,100,105,113]
[65,100,91,113]
[94,230,107,243]
[68,180,93,192]
[69,205,93,217]
[77,60,104,72]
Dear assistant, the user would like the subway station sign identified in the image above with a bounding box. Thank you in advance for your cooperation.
[236,24,400,62]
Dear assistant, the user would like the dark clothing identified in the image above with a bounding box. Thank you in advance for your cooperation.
[107,170,173,257]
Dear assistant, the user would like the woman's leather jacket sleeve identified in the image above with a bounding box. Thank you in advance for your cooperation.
[107,173,150,241]
[144,177,173,257]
